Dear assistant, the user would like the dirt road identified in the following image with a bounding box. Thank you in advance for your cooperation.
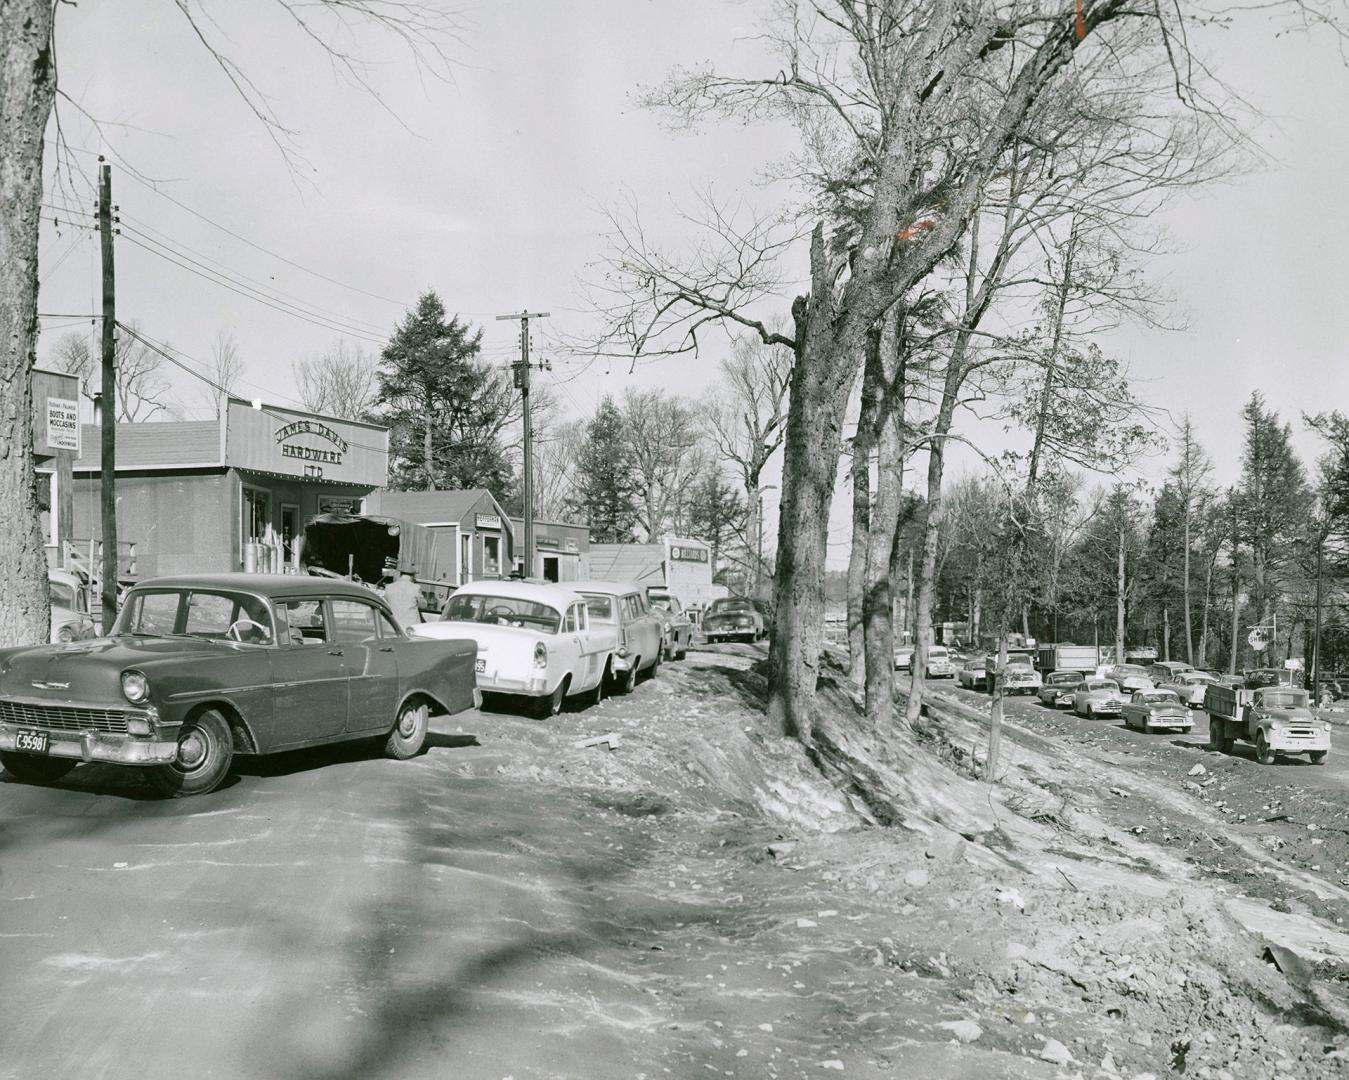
[4,652,1349,1079]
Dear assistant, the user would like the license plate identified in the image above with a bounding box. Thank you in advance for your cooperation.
[474,658,486,673]
[15,729,50,754]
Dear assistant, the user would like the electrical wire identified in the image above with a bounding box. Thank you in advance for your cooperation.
[119,232,387,344]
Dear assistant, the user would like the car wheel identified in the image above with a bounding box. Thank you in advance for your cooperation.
[385,697,431,757]
[0,752,77,785]
[614,662,638,695]
[1310,750,1328,765]
[586,672,605,709]
[149,708,234,797]
[532,680,567,720]
[646,649,661,680]
[1255,731,1276,766]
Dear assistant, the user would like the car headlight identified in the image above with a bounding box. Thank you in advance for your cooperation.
[121,671,149,703]
[57,624,76,643]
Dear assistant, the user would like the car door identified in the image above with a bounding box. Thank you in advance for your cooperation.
[559,602,594,692]
[629,593,662,668]
[331,597,400,733]
[273,598,348,745]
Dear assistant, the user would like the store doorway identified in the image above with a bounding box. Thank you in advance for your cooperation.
[542,556,559,583]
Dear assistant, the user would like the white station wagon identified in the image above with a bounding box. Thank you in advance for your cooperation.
[411,581,619,717]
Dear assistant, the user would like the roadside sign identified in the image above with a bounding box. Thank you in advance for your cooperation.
[1247,628,1269,651]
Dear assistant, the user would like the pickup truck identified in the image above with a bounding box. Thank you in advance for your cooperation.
[1204,684,1330,765]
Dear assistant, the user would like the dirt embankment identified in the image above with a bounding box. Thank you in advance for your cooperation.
[488,650,1349,1079]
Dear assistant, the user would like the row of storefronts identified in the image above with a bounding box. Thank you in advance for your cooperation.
[34,390,716,608]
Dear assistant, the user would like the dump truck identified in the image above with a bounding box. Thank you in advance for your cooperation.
[1204,683,1330,765]
[1036,643,1107,674]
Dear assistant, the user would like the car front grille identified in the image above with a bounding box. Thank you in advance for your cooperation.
[0,699,132,735]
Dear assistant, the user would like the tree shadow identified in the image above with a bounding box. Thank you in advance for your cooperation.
[244,779,730,1080]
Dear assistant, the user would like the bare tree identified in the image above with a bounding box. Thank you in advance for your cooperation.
[191,329,244,418]
[294,338,379,420]
[111,323,174,422]
[620,387,703,541]
[1170,415,1214,665]
[532,417,586,523]
[702,331,792,590]
[45,331,96,402]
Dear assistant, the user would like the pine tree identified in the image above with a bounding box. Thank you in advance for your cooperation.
[685,467,746,572]
[569,396,639,543]
[375,291,516,493]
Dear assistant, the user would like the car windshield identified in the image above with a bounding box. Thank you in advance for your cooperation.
[1180,672,1216,684]
[443,593,562,633]
[1007,656,1033,668]
[114,588,275,645]
[1260,689,1308,709]
[1141,692,1179,704]
[929,647,948,659]
[711,599,752,614]
[48,579,79,609]
[1087,680,1120,692]
[1115,665,1148,677]
[649,597,672,612]
[1049,673,1079,685]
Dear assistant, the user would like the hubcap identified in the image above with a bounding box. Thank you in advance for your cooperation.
[399,708,421,738]
[178,729,209,770]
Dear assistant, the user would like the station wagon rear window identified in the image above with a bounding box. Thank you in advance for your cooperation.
[443,593,562,633]
[579,594,615,622]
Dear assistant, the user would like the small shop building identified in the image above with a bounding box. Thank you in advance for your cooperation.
[588,536,725,613]
[361,489,516,586]
[507,517,591,582]
[70,397,389,578]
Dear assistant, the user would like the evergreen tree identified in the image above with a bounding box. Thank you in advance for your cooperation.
[375,291,516,493]
[568,396,639,543]
[685,467,746,572]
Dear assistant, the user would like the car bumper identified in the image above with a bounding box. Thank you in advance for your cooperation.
[478,673,551,697]
[0,723,178,765]
[1143,715,1192,731]
[1090,703,1123,716]
[1046,692,1075,706]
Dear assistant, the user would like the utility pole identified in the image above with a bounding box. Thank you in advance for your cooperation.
[496,310,549,579]
[97,160,118,623]
[1313,523,1325,697]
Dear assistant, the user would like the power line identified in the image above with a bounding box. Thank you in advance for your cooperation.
[118,212,394,338]
[119,232,387,344]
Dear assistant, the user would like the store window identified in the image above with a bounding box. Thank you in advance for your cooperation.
[482,534,501,578]
[280,504,299,565]
[242,485,270,544]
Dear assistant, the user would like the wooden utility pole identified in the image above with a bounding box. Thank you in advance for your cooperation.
[97,160,118,623]
[496,310,548,578]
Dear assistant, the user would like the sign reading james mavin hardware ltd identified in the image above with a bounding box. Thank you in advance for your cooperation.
[223,399,388,487]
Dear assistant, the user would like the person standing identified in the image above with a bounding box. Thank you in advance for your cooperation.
[383,565,423,630]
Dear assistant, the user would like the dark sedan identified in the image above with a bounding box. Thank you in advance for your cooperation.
[702,597,766,644]
[0,574,479,797]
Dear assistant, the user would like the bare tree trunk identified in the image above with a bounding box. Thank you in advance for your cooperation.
[1229,505,1241,676]
[1182,513,1194,665]
[987,629,1007,782]
[423,390,434,491]
[905,335,966,726]
[846,349,881,685]
[862,314,906,731]
[1116,521,1126,661]
[0,1,56,647]
[1162,606,1170,662]
[767,229,857,741]
[1199,555,1214,667]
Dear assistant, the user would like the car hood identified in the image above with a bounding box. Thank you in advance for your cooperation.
[1265,708,1317,724]
[0,635,233,704]
[1145,702,1187,713]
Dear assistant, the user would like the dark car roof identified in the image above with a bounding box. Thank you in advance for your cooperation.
[130,574,383,602]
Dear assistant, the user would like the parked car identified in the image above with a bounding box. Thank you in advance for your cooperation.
[1244,667,1293,690]
[646,588,693,661]
[956,657,987,689]
[1073,678,1127,719]
[1148,661,1193,686]
[1159,669,1218,708]
[412,580,617,716]
[576,581,664,692]
[1121,689,1193,733]
[1037,670,1086,708]
[0,574,479,796]
[1001,655,1043,695]
[703,596,766,644]
[48,568,98,644]
[894,644,915,671]
[1106,664,1154,695]
[913,644,957,679]
[1215,673,1245,690]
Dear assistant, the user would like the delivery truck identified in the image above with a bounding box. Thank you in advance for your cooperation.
[1204,683,1330,765]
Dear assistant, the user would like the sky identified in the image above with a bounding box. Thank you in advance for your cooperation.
[34,1,1349,568]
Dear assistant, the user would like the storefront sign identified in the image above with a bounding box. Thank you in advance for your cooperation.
[565,539,579,554]
[46,398,80,453]
[669,544,709,563]
[319,496,362,515]
[536,536,560,550]
[475,513,502,530]
[224,400,388,487]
